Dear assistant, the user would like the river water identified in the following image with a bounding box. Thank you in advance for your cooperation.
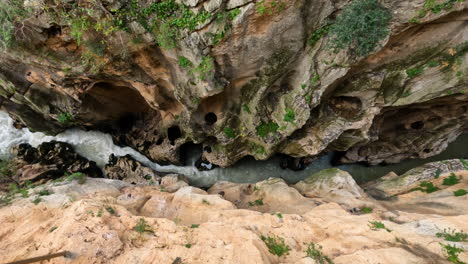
[1,111,467,187]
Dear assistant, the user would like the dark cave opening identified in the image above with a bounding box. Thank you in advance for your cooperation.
[168,126,182,145]
[204,112,218,125]
[411,121,425,130]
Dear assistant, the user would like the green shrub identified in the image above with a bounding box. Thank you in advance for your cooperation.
[360,207,373,214]
[223,127,237,139]
[178,56,192,68]
[0,0,31,49]
[453,189,467,197]
[283,108,295,123]
[38,190,52,196]
[406,67,424,78]
[193,56,215,80]
[57,112,74,125]
[248,199,264,206]
[308,26,330,47]
[369,221,391,232]
[261,235,291,257]
[436,228,468,242]
[0,159,16,180]
[441,243,464,264]
[32,196,42,205]
[411,181,439,193]
[305,243,334,264]
[256,122,279,138]
[328,0,392,56]
[190,224,199,228]
[133,218,153,234]
[67,172,87,184]
[105,206,116,215]
[443,173,460,186]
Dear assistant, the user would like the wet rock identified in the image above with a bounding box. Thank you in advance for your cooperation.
[366,159,468,199]
[104,154,160,185]
[11,141,102,184]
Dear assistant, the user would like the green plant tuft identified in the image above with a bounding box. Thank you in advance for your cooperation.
[261,235,291,257]
[256,122,279,138]
[133,218,153,234]
[436,228,468,242]
[440,243,465,264]
[453,189,467,197]
[443,173,460,186]
[369,221,392,232]
[328,0,392,56]
[305,243,334,264]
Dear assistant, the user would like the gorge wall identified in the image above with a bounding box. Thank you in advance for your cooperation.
[0,0,467,168]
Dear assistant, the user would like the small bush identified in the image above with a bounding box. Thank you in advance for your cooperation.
[453,189,467,197]
[328,0,392,56]
[441,243,464,264]
[32,196,42,205]
[360,207,373,214]
[283,108,295,123]
[190,224,199,228]
[38,190,52,196]
[305,243,334,264]
[436,228,468,242]
[223,127,237,139]
[248,199,264,207]
[261,235,291,257]
[411,181,439,193]
[57,112,74,125]
[256,122,279,138]
[133,218,153,234]
[443,173,460,186]
[105,206,116,215]
[369,221,391,232]
[406,67,424,78]
[67,172,86,184]
[178,56,192,68]
[185,243,192,248]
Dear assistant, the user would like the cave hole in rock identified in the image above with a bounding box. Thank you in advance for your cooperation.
[156,138,164,145]
[203,146,212,153]
[423,148,432,153]
[80,82,151,132]
[410,121,425,130]
[204,112,218,125]
[168,126,182,145]
[179,142,201,166]
[329,96,363,119]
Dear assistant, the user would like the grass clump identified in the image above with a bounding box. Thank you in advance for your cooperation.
[105,206,116,215]
[190,224,199,228]
[360,207,373,214]
[410,181,439,193]
[443,173,460,186]
[328,0,392,56]
[453,189,467,197]
[406,67,424,78]
[248,199,264,207]
[369,221,392,232]
[436,228,468,242]
[283,108,295,123]
[305,243,334,264]
[256,122,279,138]
[57,112,74,125]
[67,172,87,184]
[223,127,237,139]
[133,218,153,234]
[38,190,52,196]
[308,26,330,47]
[261,235,291,257]
[32,196,42,205]
[441,243,465,264]
[178,56,192,68]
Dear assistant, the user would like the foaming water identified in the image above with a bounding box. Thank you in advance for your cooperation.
[1,111,467,187]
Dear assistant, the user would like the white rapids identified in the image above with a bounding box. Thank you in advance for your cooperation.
[1,111,467,187]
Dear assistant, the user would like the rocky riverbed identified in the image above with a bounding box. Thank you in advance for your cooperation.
[0,160,467,264]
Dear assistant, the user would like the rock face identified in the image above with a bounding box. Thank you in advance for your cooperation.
[1,168,467,264]
[0,0,467,167]
[294,168,370,209]
[104,154,160,184]
[366,158,468,199]
[10,142,102,185]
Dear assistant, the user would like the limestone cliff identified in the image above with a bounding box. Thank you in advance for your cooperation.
[0,0,467,167]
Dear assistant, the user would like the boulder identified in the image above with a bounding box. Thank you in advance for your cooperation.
[294,168,368,209]
[104,154,160,185]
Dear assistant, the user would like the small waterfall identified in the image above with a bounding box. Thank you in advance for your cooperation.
[1,111,467,187]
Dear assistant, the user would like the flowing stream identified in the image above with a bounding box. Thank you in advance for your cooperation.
[1,111,467,187]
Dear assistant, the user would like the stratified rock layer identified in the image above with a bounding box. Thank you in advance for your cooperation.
[0,0,467,167]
